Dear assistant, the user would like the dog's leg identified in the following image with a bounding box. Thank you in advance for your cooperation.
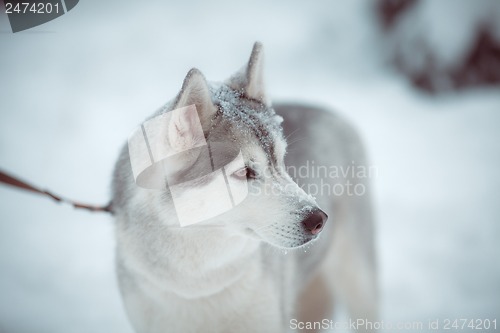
[323,194,378,332]
[328,238,378,329]
[296,272,334,333]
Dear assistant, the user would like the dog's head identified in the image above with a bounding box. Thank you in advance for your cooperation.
[142,43,327,249]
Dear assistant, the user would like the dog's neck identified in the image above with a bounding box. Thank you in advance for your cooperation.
[119,206,261,299]
[169,228,261,298]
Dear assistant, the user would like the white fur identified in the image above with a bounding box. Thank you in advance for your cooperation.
[112,43,377,333]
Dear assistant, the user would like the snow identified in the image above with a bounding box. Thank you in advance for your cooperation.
[0,0,499,332]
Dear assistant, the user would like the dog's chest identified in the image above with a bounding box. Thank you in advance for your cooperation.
[144,272,286,333]
[171,283,283,332]
[120,252,293,333]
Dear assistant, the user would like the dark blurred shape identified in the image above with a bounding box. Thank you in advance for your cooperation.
[376,0,500,93]
[376,0,417,30]
[454,26,500,89]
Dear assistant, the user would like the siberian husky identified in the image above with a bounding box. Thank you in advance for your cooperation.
[111,42,377,332]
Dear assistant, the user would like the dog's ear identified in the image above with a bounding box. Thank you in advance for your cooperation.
[227,42,267,104]
[167,104,206,153]
[173,68,217,136]
[163,69,212,178]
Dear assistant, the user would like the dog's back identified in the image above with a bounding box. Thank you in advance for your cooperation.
[274,103,377,328]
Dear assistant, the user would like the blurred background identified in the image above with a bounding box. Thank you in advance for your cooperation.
[0,0,499,332]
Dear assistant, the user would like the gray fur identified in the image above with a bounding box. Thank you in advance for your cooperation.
[111,42,377,333]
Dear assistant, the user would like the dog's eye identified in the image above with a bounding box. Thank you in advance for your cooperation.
[232,167,256,180]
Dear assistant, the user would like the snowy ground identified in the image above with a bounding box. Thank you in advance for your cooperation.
[0,1,499,332]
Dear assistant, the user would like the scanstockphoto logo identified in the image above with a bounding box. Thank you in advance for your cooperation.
[3,0,79,32]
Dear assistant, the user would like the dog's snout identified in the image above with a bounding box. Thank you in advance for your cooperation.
[302,210,328,235]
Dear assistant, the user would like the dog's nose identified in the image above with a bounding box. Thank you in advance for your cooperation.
[302,210,328,235]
